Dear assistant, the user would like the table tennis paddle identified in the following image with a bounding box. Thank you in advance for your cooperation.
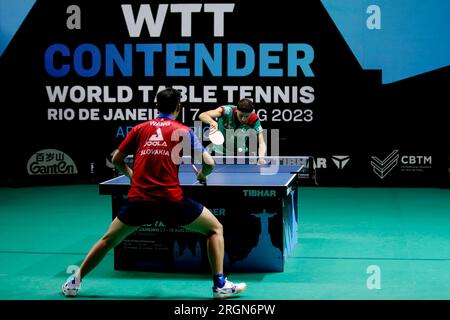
[209,129,224,145]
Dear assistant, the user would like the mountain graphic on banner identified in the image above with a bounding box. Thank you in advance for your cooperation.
[0,0,36,57]
[173,238,231,270]
[321,0,450,84]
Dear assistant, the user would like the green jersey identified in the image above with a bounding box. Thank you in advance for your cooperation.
[211,105,263,155]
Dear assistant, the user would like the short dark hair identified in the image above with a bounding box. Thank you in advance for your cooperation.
[156,88,181,114]
[237,98,254,113]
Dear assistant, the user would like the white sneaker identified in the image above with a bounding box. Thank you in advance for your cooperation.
[61,275,81,297]
[213,278,247,299]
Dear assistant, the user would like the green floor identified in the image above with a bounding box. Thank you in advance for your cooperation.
[0,185,449,300]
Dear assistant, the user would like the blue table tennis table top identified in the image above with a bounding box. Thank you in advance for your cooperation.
[101,163,304,188]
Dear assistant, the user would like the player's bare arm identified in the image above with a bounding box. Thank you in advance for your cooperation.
[257,132,267,165]
[112,149,133,178]
[199,107,223,132]
[194,151,215,183]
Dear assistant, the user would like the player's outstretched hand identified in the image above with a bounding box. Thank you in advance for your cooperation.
[197,171,207,184]
[209,121,218,133]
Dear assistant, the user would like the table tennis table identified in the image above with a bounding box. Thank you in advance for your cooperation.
[99,156,312,272]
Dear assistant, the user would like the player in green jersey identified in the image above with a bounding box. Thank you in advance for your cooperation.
[199,99,267,164]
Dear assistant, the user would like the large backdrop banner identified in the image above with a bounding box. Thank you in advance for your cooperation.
[0,0,449,187]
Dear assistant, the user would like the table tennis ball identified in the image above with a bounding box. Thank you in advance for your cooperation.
[238,147,243,153]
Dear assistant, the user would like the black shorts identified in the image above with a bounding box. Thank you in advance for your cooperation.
[117,197,204,227]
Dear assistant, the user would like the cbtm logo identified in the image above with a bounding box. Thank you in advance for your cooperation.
[243,189,277,197]
[27,149,78,175]
[370,150,433,179]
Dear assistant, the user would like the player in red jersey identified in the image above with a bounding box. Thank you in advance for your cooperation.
[62,88,247,299]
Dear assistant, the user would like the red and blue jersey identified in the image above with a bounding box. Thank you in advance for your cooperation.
[117,114,204,202]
